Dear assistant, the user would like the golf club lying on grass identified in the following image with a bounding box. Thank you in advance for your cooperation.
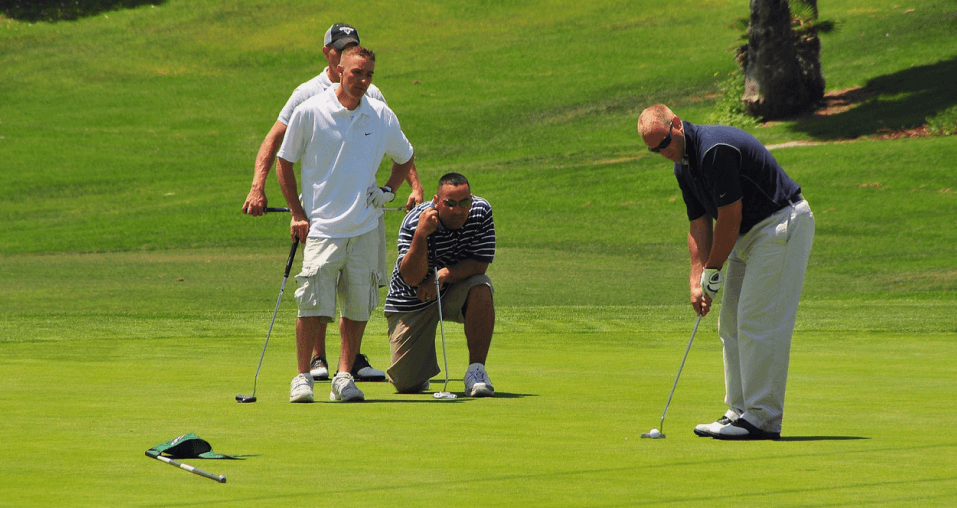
[642,313,703,439]
[147,452,226,483]
[236,238,299,403]
[433,266,457,400]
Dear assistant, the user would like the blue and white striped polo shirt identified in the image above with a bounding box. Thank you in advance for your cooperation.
[384,198,495,313]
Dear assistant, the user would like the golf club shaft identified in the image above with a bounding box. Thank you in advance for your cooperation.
[268,206,403,212]
[249,239,299,398]
[658,313,703,432]
[435,267,450,393]
[150,454,226,483]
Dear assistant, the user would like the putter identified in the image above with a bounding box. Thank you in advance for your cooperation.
[147,452,226,483]
[641,313,703,439]
[236,238,300,403]
[432,266,457,400]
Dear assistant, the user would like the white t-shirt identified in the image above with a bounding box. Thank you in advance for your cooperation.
[277,86,414,239]
[277,67,386,126]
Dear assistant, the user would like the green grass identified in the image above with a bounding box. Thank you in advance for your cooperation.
[2,0,956,506]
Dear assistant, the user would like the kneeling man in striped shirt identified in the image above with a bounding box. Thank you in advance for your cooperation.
[384,173,497,397]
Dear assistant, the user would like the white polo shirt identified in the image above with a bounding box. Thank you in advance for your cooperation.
[277,85,414,239]
[277,67,386,126]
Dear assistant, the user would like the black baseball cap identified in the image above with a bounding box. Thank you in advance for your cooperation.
[324,23,360,50]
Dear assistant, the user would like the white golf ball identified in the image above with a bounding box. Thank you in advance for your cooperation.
[649,428,661,437]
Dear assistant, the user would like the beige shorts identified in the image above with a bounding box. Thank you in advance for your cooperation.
[294,228,381,322]
[385,274,493,393]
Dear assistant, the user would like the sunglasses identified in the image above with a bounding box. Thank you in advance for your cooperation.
[441,197,473,209]
[649,121,674,153]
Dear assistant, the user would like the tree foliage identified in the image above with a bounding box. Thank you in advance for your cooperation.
[0,0,164,22]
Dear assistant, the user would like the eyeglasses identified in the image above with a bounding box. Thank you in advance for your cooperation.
[649,121,674,153]
[441,197,473,209]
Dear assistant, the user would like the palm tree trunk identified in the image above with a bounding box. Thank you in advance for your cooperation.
[742,0,809,119]
[795,0,825,102]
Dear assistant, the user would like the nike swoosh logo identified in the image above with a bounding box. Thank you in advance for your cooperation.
[365,132,372,136]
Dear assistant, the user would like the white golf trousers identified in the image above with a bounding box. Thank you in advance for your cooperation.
[719,199,814,433]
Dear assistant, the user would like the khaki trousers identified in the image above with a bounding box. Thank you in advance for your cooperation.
[719,199,814,433]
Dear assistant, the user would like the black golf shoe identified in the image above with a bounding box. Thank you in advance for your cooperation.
[351,354,386,382]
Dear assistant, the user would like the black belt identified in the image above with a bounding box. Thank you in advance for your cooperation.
[788,194,804,206]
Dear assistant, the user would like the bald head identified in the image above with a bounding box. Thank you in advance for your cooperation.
[637,104,675,138]
[638,104,685,163]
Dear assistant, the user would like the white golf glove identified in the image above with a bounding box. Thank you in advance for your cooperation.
[366,185,395,208]
[700,268,724,299]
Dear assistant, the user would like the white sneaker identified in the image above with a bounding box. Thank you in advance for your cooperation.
[464,363,495,397]
[289,373,314,403]
[330,372,365,402]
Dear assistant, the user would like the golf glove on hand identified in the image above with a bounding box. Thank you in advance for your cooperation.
[700,268,724,299]
[366,186,395,208]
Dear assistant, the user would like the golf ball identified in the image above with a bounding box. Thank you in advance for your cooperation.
[649,428,661,437]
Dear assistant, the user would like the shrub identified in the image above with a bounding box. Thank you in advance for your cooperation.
[0,0,163,22]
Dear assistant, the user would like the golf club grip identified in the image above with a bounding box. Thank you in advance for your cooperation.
[283,239,299,277]
[264,207,290,213]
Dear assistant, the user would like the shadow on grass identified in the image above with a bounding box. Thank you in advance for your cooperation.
[359,392,536,403]
[779,436,870,442]
[0,0,166,22]
[788,56,957,140]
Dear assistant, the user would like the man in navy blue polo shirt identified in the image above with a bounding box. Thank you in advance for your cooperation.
[637,104,815,440]
[384,173,497,397]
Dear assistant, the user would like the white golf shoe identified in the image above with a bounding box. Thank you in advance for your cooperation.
[464,363,495,397]
[309,355,329,381]
[712,418,781,440]
[330,372,365,402]
[694,416,732,437]
[289,373,314,403]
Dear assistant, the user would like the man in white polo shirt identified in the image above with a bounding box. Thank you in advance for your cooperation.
[243,23,424,383]
[276,46,415,402]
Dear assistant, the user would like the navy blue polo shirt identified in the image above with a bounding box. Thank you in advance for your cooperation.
[675,121,802,235]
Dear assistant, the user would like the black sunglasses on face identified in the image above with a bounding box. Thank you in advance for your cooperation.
[649,121,674,153]
[442,197,473,209]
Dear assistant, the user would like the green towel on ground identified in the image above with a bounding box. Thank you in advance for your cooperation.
[145,433,239,460]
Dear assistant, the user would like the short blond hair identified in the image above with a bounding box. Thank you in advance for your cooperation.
[637,104,675,135]
[342,45,376,63]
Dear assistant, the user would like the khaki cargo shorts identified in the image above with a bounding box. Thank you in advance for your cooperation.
[385,274,493,392]
[294,228,381,322]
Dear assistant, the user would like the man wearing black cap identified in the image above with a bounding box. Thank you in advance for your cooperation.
[242,23,424,385]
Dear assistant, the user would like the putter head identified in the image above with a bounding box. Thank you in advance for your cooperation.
[236,395,257,403]
[433,392,457,399]
[640,428,665,439]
